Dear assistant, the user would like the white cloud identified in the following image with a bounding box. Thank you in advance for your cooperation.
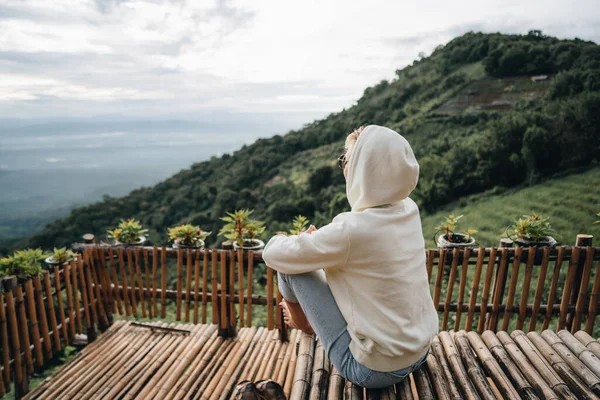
[0,0,598,119]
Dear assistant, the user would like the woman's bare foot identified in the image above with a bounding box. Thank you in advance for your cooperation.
[279,299,314,335]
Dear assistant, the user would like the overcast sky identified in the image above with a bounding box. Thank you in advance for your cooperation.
[1,0,599,121]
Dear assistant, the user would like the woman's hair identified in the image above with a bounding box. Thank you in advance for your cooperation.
[344,125,365,159]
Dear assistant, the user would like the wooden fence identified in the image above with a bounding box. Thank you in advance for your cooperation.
[0,238,598,398]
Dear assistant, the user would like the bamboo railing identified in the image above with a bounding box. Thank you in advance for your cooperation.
[0,236,598,398]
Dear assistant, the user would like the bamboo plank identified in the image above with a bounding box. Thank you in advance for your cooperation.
[53,266,69,345]
[108,248,124,315]
[413,365,435,400]
[478,248,496,333]
[126,248,138,317]
[238,249,244,328]
[192,337,238,398]
[557,329,600,378]
[396,377,414,400]
[510,330,577,399]
[267,266,274,330]
[481,330,539,399]
[118,248,132,317]
[194,249,201,324]
[465,331,521,399]
[221,329,265,400]
[284,331,301,398]
[438,331,481,400]
[453,331,496,399]
[272,341,289,383]
[185,249,193,322]
[544,247,565,330]
[202,248,209,324]
[559,247,581,331]
[535,331,600,398]
[574,330,600,358]
[585,258,600,334]
[433,248,447,307]
[430,337,461,399]
[240,328,271,382]
[425,352,451,400]
[573,247,595,331]
[309,339,329,399]
[442,249,459,331]
[255,330,279,381]
[495,331,559,399]
[277,330,298,385]
[343,380,363,400]
[326,365,344,400]
[466,248,485,331]
[43,272,61,351]
[0,293,10,390]
[529,247,551,332]
[455,248,470,330]
[290,332,315,400]
[162,246,168,319]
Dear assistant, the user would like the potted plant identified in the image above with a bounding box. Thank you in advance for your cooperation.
[290,215,310,235]
[505,213,560,247]
[168,224,211,249]
[45,247,78,268]
[0,248,49,281]
[218,209,266,251]
[594,212,600,225]
[107,218,148,246]
[434,214,478,248]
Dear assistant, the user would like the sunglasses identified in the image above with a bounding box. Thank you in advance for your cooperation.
[337,154,347,170]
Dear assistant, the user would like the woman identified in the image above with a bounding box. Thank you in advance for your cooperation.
[262,125,439,389]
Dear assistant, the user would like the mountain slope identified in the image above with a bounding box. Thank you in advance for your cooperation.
[10,31,600,253]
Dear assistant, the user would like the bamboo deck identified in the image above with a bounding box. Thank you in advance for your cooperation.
[24,321,600,400]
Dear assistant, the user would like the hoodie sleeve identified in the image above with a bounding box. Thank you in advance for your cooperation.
[262,221,350,274]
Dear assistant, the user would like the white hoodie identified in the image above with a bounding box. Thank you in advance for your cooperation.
[262,125,439,371]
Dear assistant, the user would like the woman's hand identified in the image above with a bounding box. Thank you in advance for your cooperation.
[304,225,317,235]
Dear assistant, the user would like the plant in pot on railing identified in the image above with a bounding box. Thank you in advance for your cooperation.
[168,224,211,249]
[505,213,560,247]
[107,218,149,246]
[434,214,478,248]
[219,209,266,251]
[0,248,49,282]
[44,247,78,269]
[274,215,311,236]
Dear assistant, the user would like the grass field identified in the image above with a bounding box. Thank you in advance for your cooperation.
[421,167,600,248]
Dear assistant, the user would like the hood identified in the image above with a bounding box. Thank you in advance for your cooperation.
[346,125,419,212]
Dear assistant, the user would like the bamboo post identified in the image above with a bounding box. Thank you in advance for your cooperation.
[70,259,83,334]
[77,257,96,342]
[134,247,146,318]
[211,251,218,325]
[558,247,581,331]
[15,283,33,376]
[53,266,69,345]
[32,275,52,359]
[478,248,496,333]
[0,292,10,390]
[152,246,159,318]
[126,248,138,317]
[219,250,227,335]
[573,247,595,331]
[247,251,254,327]
[237,249,244,328]
[585,257,600,334]
[229,250,236,333]
[43,271,61,351]
[88,250,109,330]
[161,246,167,319]
[529,247,550,332]
[194,249,201,324]
[426,249,435,284]
[442,248,459,330]
[501,246,522,331]
[202,248,209,324]
[108,248,124,315]
[516,246,536,331]
[568,235,593,328]
[185,249,193,322]
[4,278,27,396]
[118,248,131,317]
[489,248,509,331]
[99,248,117,315]
[83,253,100,328]
[543,247,565,330]
[176,248,183,321]
[455,248,470,330]
[433,248,447,307]
[25,279,44,367]
[267,266,274,331]
[144,248,153,319]
[63,262,76,340]
[466,248,485,331]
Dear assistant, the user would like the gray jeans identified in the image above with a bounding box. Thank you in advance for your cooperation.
[277,270,428,389]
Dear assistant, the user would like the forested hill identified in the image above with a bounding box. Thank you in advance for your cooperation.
[13,31,600,252]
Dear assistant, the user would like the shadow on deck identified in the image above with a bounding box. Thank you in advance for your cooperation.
[24,321,600,400]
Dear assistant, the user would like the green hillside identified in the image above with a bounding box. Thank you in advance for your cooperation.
[421,166,600,247]
[7,30,600,253]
